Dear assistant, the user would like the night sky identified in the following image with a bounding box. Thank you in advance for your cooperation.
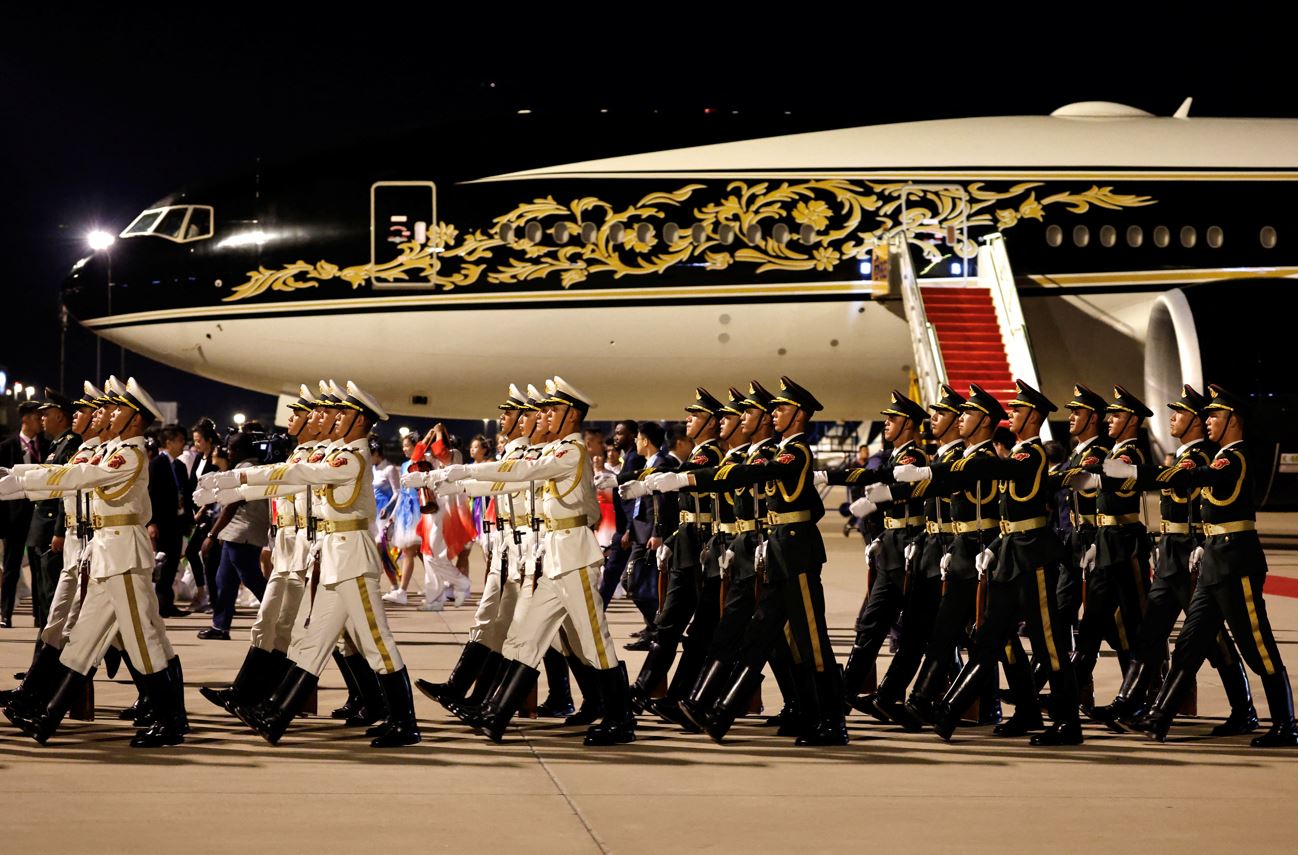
[2,10,1292,436]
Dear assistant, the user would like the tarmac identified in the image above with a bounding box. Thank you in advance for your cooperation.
[2,514,1296,854]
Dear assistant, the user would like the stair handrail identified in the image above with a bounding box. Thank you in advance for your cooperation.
[889,230,947,407]
[978,232,1052,439]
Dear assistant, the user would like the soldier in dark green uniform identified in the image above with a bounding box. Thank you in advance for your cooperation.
[649,377,844,745]
[1104,384,1296,746]
[894,379,1083,745]
[856,385,967,729]
[1089,385,1257,734]
[27,390,85,633]
[624,388,726,713]
[1069,385,1153,708]
[829,391,930,716]
[1054,384,1110,647]
[677,381,781,732]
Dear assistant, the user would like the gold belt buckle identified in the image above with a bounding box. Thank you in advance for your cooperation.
[91,514,103,528]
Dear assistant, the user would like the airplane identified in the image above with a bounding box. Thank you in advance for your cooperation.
[60,100,1298,504]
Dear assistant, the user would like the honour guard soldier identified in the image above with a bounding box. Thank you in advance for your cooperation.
[830,391,930,715]
[26,389,85,633]
[860,385,969,729]
[0,383,101,710]
[1089,385,1257,734]
[194,384,321,715]
[1055,384,1110,646]
[1069,385,1152,707]
[216,381,421,747]
[3,378,188,747]
[652,377,847,745]
[622,388,726,718]
[1105,384,1296,746]
[429,377,637,746]
[895,379,1083,745]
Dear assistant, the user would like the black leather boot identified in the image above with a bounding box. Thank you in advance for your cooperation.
[1251,668,1298,748]
[130,665,186,747]
[202,646,278,714]
[239,665,319,745]
[454,650,506,723]
[1143,667,1195,742]
[872,663,923,732]
[1,641,63,720]
[679,658,731,733]
[905,658,948,725]
[584,662,637,746]
[994,654,1044,737]
[1090,660,1153,733]
[536,648,575,718]
[629,640,676,714]
[762,649,800,734]
[932,661,989,743]
[1212,659,1259,737]
[329,650,364,720]
[415,640,491,707]
[1028,715,1084,746]
[12,663,91,744]
[167,656,189,735]
[368,668,422,747]
[344,656,388,727]
[119,652,150,725]
[797,669,850,746]
[564,656,604,726]
[479,660,540,743]
[841,642,885,720]
[706,666,764,744]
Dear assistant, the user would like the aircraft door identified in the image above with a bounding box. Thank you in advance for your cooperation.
[370,181,437,289]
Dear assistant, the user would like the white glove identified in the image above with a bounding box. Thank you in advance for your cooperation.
[1072,472,1101,490]
[435,481,467,496]
[1150,544,1160,570]
[646,471,691,493]
[197,470,224,490]
[216,487,245,506]
[0,475,24,501]
[849,497,877,518]
[0,467,9,478]
[719,547,735,573]
[306,540,323,567]
[206,469,243,490]
[755,541,768,569]
[904,542,918,563]
[619,480,651,500]
[975,547,997,579]
[866,538,883,559]
[593,472,617,490]
[400,470,430,490]
[813,470,828,488]
[656,544,673,571]
[440,464,470,482]
[1081,543,1097,574]
[1102,458,1137,479]
[1189,546,1204,574]
[939,552,952,580]
[892,464,932,483]
[864,482,893,503]
[191,487,217,507]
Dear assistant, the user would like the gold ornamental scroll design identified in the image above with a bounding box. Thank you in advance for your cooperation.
[220,180,1156,302]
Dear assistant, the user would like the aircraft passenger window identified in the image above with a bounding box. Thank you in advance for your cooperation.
[1126,226,1143,248]
[745,223,762,244]
[1099,225,1116,247]
[153,206,189,239]
[184,207,212,240]
[1180,226,1197,249]
[1072,225,1089,248]
[1261,226,1277,249]
[1206,226,1223,248]
[607,223,625,245]
[122,209,165,236]
[799,224,816,245]
[718,224,735,245]
[690,224,707,245]
[771,223,790,246]
[553,223,570,244]
[1153,226,1170,248]
[662,222,680,245]
[499,224,515,244]
[634,223,653,247]
[1045,225,1062,247]
[580,222,597,244]
[525,221,543,243]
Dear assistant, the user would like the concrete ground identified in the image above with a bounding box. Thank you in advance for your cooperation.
[2,515,1296,854]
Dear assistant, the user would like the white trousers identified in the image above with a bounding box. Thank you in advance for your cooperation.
[60,571,174,675]
[469,569,519,651]
[250,569,307,653]
[502,564,618,671]
[290,574,405,676]
[40,540,86,647]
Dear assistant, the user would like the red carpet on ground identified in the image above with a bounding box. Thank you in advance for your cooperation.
[1265,574,1298,599]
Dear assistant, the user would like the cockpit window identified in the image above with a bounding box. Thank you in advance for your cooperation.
[119,205,214,243]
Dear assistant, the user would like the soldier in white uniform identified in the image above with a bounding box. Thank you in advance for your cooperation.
[0,381,106,712]
[210,381,420,747]
[2,378,187,747]
[422,377,636,745]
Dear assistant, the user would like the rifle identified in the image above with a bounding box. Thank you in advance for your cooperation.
[505,492,520,578]
[529,474,541,592]
[974,482,987,628]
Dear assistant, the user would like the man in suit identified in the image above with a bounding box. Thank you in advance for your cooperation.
[25,390,83,631]
[620,421,674,651]
[596,419,641,607]
[184,418,221,612]
[1,401,45,628]
[150,424,191,617]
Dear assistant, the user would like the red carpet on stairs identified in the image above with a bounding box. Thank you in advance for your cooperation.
[921,285,1014,401]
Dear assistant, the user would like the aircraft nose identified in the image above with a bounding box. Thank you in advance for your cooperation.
[62,249,112,322]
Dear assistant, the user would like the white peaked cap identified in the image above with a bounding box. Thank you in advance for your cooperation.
[120,377,165,422]
[343,380,388,421]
